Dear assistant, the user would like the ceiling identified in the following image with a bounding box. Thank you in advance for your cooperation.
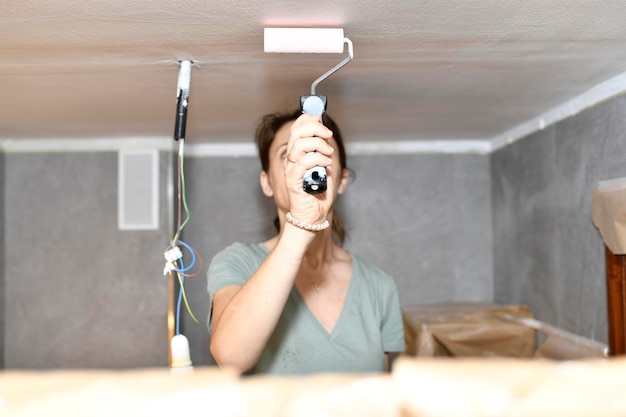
[4,0,626,148]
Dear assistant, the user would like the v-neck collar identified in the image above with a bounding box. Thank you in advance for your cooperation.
[290,253,356,339]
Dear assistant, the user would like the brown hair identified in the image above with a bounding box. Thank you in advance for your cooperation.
[254,109,349,245]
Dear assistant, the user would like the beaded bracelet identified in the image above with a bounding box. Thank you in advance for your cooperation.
[285,212,330,232]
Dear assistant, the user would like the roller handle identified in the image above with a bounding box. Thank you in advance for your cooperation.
[300,95,328,194]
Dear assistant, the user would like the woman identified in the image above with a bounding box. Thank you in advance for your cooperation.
[207,109,405,375]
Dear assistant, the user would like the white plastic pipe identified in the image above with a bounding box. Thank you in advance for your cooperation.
[264,28,345,53]
[177,60,191,92]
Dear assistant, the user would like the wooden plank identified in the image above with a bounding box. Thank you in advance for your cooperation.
[605,246,626,355]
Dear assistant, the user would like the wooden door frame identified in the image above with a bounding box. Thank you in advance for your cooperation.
[605,246,626,356]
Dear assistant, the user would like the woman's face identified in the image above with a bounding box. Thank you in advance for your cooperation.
[260,120,348,212]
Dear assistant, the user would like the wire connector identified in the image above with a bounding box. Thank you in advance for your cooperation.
[163,245,183,275]
[165,245,183,262]
[163,262,175,276]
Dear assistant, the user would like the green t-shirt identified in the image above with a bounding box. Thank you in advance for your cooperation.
[207,242,406,375]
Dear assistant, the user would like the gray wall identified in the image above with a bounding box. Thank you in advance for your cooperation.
[6,85,620,367]
[3,152,171,369]
[491,94,626,343]
[181,152,493,366]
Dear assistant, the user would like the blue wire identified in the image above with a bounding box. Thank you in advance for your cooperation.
[172,240,196,273]
[176,256,184,336]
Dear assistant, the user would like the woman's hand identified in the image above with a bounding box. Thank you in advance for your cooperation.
[283,114,336,225]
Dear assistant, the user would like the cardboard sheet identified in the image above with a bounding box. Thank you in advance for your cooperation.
[592,177,626,254]
[402,303,607,360]
[402,303,536,358]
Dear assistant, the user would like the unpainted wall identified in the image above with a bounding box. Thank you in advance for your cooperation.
[1,148,492,368]
[4,152,171,369]
[181,152,493,365]
[491,94,626,343]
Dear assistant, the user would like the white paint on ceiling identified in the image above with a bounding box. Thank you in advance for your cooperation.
[3,0,626,149]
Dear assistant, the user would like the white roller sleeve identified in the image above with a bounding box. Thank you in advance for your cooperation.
[264,28,345,53]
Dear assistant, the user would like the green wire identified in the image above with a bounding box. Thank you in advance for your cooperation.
[179,140,191,232]
[175,138,202,325]
[177,272,201,324]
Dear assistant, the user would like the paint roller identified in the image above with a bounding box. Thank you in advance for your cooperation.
[264,28,354,194]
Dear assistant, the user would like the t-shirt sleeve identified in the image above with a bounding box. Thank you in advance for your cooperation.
[381,282,406,353]
[356,255,406,354]
[206,243,259,332]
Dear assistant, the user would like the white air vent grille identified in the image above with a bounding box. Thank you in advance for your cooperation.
[118,150,159,230]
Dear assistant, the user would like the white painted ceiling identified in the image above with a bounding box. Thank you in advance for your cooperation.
[4,1,626,146]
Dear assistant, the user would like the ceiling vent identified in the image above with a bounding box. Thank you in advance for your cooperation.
[118,150,159,230]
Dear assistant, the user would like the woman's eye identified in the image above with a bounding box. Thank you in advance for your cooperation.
[280,150,287,160]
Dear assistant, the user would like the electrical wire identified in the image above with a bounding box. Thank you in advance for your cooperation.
[176,257,184,336]
[172,138,204,276]
[168,137,203,332]
[171,240,196,273]
[172,139,187,244]
[175,255,202,334]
